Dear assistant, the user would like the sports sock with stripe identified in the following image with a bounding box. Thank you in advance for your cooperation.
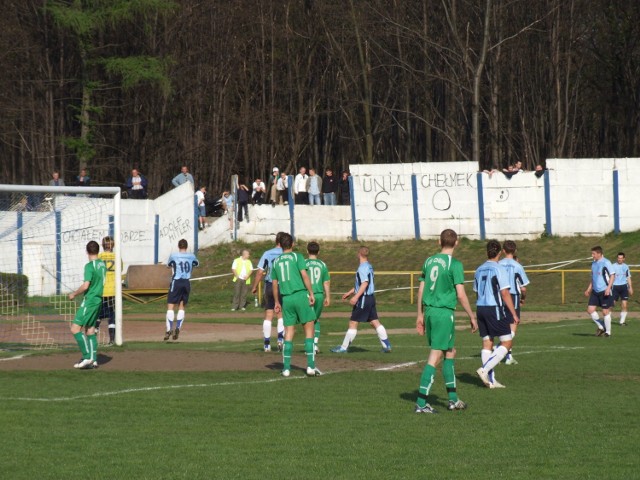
[73,332,89,359]
[166,310,175,332]
[283,340,293,370]
[176,309,185,329]
[263,320,272,344]
[442,358,458,402]
[87,334,97,362]
[417,364,436,408]
[304,338,315,369]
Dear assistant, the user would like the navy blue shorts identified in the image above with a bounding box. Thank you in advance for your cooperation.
[99,296,115,321]
[477,305,512,338]
[168,279,191,305]
[612,285,629,302]
[588,290,613,309]
[504,294,521,324]
[350,295,379,322]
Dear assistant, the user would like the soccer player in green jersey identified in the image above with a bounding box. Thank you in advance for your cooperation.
[69,240,106,370]
[272,233,320,377]
[415,229,477,414]
[306,241,331,354]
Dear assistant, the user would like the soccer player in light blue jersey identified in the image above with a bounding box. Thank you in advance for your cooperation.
[164,239,199,341]
[330,246,391,353]
[611,252,633,326]
[252,232,286,352]
[585,246,615,336]
[498,240,529,365]
[474,240,519,388]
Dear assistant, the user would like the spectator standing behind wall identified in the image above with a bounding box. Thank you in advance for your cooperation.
[268,168,279,206]
[237,180,250,223]
[49,171,65,187]
[252,178,266,205]
[307,168,322,205]
[276,172,288,205]
[294,167,309,205]
[76,169,90,187]
[126,168,148,199]
[172,165,194,188]
[338,171,351,205]
[322,168,337,205]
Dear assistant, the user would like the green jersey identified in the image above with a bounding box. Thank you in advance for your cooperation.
[305,258,330,295]
[272,251,308,296]
[419,253,464,310]
[83,259,106,305]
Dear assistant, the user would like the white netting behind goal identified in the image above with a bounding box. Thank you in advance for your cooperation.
[0,187,121,351]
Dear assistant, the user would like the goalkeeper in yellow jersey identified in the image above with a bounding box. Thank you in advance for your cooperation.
[97,236,118,345]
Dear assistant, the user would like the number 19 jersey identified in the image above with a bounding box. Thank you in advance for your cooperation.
[419,253,465,310]
[305,258,330,294]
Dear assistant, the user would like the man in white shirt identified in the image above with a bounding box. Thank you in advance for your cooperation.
[294,167,309,205]
[195,186,207,230]
[276,172,289,205]
[252,178,266,205]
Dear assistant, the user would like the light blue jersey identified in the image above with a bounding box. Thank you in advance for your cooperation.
[257,247,283,282]
[591,257,614,292]
[498,258,530,295]
[168,252,199,280]
[474,260,510,307]
[611,262,631,286]
[355,261,375,296]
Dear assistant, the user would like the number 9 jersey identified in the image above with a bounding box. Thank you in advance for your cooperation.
[419,253,465,310]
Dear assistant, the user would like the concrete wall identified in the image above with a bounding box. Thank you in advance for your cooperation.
[1,158,638,297]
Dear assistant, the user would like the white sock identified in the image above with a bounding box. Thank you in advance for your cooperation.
[341,328,358,349]
[166,310,175,331]
[621,312,628,324]
[263,320,272,340]
[375,324,391,348]
[483,345,508,372]
[277,318,284,339]
[590,311,603,328]
[481,349,494,379]
[604,314,611,334]
[177,309,185,329]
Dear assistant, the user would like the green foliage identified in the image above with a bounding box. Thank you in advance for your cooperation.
[61,135,96,162]
[0,272,28,306]
[101,56,173,96]
[0,320,638,478]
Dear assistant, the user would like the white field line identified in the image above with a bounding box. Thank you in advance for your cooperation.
[0,355,27,362]
[0,345,584,402]
[374,345,585,371]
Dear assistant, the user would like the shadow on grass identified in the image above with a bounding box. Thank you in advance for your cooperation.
[399,390,446,408]
[457,372,486,388]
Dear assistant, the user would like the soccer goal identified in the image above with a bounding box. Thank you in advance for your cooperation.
[0,184,123,350]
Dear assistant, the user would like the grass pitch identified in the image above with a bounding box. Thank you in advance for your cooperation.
[1,317,638,479]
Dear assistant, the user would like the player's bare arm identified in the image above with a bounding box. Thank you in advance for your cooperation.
[323,281,331,307]
[605,273,615,296]
[455,284,478,333]
[416,281,425,335]
[342,287,355,300]
[585,281,593,297]
[628,277,633,296]
[520,286,527,304]
[252,269,264,294]
[501,288,519,325]
[69,281,90,300]
[349,282,367,306]
[272,279,282,314]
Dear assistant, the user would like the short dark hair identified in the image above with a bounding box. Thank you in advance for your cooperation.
[503,240,517,254]
[591,246,603,255]
[486,240,501,259]
[307,241,320,255]
[440,229,457,248]
[618,252,625,258]
[275,231,287,246]
[359,246,369,258]
[178,239,188,249]
[279,233,293,250]
[102,236,114,251]
[86,241,100,255]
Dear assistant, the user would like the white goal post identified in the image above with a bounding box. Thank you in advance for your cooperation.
[0,184,123,348]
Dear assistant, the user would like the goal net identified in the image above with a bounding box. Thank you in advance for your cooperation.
[0,185,122,351]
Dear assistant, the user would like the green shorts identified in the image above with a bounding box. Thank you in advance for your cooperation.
[282,290,316,327]
[424,306,456,351]
[72,298,101,328]
[312,293,325,320]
